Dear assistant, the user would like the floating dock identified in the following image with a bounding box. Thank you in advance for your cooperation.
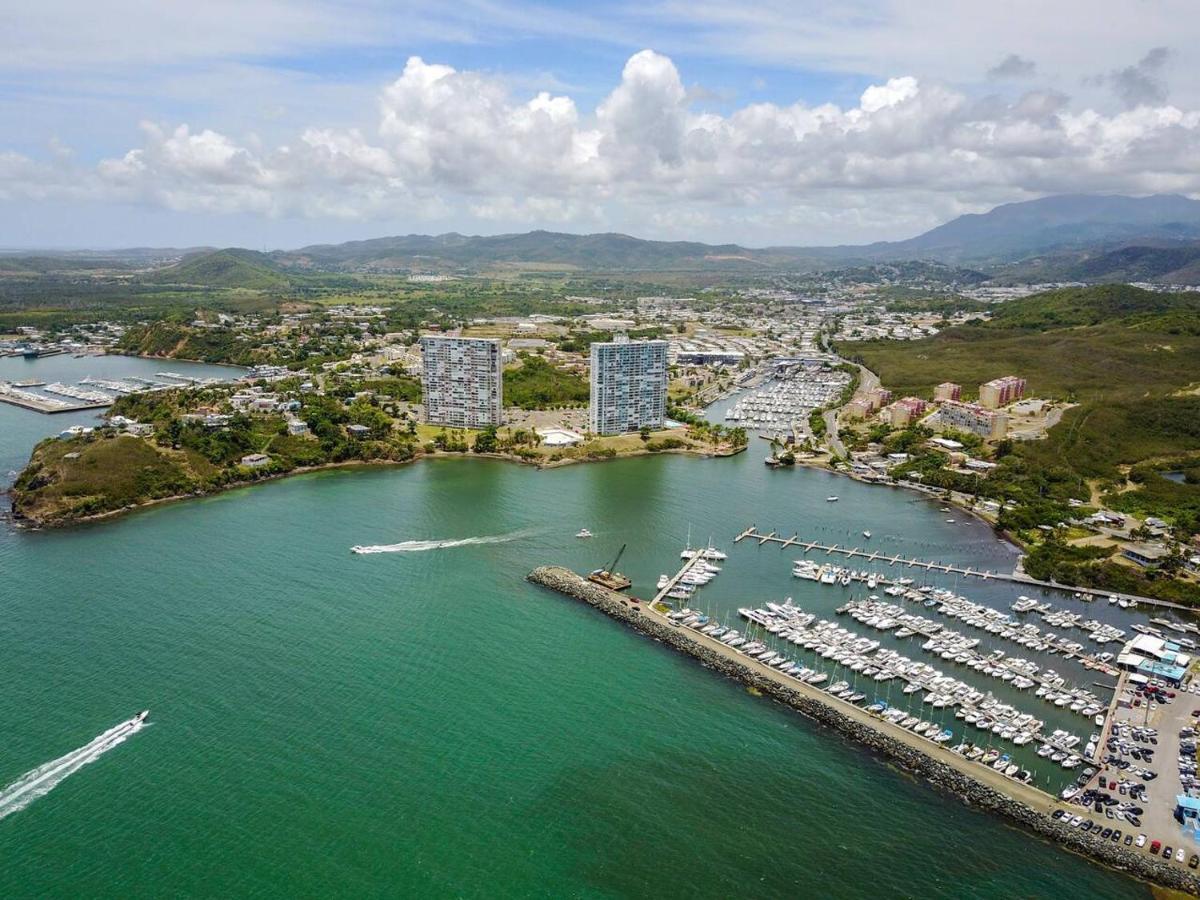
[651,552,710,604]
[735,526,1002,579]
[734,526,1187,610]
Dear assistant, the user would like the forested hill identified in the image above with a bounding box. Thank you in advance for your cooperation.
[983,284,1200,332]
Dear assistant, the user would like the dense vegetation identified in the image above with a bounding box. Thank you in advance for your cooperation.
[117,322,265,365]
[502,357,589,409]
[983,284,1200,332]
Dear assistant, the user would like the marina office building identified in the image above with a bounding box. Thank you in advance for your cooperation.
[420,336,503,428]
[589,338,668,435]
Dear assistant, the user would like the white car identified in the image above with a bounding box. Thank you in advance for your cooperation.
[1136,834,1147,847]
[1177,848,1186,863]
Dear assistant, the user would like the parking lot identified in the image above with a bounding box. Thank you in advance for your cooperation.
[1058,670,1200,868]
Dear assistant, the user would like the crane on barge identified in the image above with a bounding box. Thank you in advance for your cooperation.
[588,543,632,591]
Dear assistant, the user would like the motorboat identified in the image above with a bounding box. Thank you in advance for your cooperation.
[826,496,839,502]
[575,528,593,539]
[863,531,871,539]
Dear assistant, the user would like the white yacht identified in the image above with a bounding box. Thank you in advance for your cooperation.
[575,528,593,539]
[792,560,821,580]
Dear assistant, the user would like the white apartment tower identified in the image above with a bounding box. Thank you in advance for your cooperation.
[589,338,669,435]
[420,336,503,428]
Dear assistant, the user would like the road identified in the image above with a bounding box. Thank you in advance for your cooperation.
[821,358,879,457]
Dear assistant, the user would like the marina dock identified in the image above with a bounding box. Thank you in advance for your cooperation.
[734,526,1188,610]
[0,386,109,414]
[652,551,711,604]
[735,526,1004,579]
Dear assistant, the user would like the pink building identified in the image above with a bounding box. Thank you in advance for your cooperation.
[868,387,893,410]
[934,382,961,402]
[979,375,1026,409]
[888,396,929,428]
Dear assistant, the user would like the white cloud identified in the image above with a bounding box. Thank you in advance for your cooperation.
[6,49,1200,243]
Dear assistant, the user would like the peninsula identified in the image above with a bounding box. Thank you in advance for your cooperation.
[7,377,746,528]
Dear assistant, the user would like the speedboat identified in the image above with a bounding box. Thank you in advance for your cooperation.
[862,531,871,539]
[826,496,839,502]
[575,528,593,539]
[132,710,149,725]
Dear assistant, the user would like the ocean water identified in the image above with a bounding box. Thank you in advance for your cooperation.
[0,359,1151,897]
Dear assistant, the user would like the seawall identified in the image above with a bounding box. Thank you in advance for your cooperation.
[526,565,1200,895]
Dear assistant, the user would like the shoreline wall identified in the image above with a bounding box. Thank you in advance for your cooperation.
[527,565,1200,896]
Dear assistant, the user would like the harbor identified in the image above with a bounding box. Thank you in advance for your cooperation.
[2,362,1195,897]
[735,526,1192,609]
[722,361,852,431]
[0,383,109,413]
[528,563,1200,895]
[0,357,239,415]
[528,508,1200,891]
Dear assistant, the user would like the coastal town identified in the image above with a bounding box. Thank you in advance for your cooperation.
[9,5,1200,897]
[5,281,1199,610]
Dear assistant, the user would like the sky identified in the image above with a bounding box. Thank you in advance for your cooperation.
[3,0,1200,249]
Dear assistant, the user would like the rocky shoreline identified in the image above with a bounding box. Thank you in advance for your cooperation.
[527,564,1200,896]
[6,442,742,530]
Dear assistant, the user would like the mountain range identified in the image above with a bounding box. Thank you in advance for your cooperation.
[8,193,1200,283]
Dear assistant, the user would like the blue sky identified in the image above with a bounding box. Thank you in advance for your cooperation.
[2,1,1198,249]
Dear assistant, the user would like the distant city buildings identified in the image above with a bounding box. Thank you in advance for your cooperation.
[935,399,1009,440]
[420,336,503,428]
[589,338,668,435]
[979,375,1026,409]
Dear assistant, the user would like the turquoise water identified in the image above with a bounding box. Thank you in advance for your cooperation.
[0,360,1150,897]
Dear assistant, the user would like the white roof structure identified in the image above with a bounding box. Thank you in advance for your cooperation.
[537,428,583,447]
[1127,634,1167,657]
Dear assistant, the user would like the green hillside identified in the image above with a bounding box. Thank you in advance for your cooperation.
[153,249,294,290]
[984,283,1200,331]
[839,284,1200,603]
[839,283,1200,488]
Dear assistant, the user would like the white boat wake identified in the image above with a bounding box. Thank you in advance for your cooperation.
[351,530,530,555]
[0,713,148,821]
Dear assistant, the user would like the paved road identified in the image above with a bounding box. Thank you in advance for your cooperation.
[823,408,846,456]
[821,357,879,457]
